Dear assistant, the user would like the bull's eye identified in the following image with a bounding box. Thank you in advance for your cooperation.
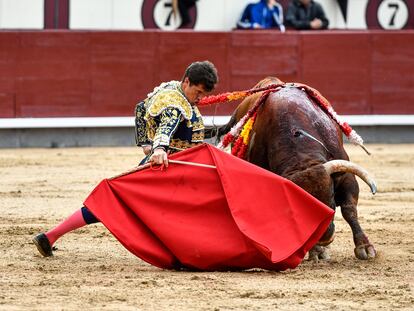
[293,131,301,137]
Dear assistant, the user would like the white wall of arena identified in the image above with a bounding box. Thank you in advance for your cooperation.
[0,0,411,30]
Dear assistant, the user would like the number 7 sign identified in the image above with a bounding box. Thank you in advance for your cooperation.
[366,0,413,29]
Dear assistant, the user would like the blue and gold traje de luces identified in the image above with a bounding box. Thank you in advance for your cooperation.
[134,81,204,154]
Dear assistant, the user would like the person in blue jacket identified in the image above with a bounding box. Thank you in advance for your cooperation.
[237,0,285,32]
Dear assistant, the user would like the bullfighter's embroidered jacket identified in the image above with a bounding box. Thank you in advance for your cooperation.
[134,80,204,154]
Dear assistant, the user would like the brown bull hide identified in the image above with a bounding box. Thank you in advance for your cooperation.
[220,77,376,261]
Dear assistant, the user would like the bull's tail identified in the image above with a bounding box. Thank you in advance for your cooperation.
[216,112,238,145]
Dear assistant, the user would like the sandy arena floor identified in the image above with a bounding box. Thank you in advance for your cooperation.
[0,144,413,310]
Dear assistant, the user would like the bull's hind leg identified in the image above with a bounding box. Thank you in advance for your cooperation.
[335,174,376,259]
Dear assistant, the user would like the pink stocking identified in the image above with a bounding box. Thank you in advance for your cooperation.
[45,209,87,246]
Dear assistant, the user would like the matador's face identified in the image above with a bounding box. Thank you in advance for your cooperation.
[181,77,213,105]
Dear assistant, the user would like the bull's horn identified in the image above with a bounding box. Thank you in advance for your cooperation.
[323,160,377,194]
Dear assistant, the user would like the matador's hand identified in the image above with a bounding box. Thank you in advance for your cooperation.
[150,148,169,167]
[142,145,152,156]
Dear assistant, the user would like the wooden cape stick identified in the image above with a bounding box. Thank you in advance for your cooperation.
[109,159,217,180]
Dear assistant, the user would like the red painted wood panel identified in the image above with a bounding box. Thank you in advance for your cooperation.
[301,31,372,115]
[0,93,15,117]
[0,33,18,96]
[16,32,90,117]
[1,30,414,119]
[89,32,158,116]
[229,31,299,89]
[0,33,16,115]
[371,32,414,114]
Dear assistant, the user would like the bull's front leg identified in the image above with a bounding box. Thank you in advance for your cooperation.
[308,245,330,262]
[287,166,336,263]
[335,174,376,260]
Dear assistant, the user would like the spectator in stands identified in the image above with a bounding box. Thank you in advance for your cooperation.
[285,0,329,30]
[173,0,198,28]
[237,0,285,32]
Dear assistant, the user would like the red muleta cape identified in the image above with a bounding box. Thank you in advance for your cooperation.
[84,144,334,271]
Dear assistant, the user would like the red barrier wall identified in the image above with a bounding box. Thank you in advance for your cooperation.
[1,30,413,118]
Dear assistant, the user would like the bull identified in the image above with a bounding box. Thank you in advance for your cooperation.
[217,77,377,261]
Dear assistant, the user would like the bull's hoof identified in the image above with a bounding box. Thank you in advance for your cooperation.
[319,249,330,260]
[354,244,376,260]
[308,245,330,263]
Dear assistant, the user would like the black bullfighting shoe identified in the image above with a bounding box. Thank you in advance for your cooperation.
[32,233,53,257]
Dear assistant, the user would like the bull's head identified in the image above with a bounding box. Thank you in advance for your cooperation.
[288,160,376,249]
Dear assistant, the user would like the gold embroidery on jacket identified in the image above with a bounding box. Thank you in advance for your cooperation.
[169,139,203,151]
[186,106,204,131]
[152,108,182,149]
[141,81,205,152]
[147,90,192,120]
[134,101,149,146]
[146,118,157,141]
[191,131,204,142]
